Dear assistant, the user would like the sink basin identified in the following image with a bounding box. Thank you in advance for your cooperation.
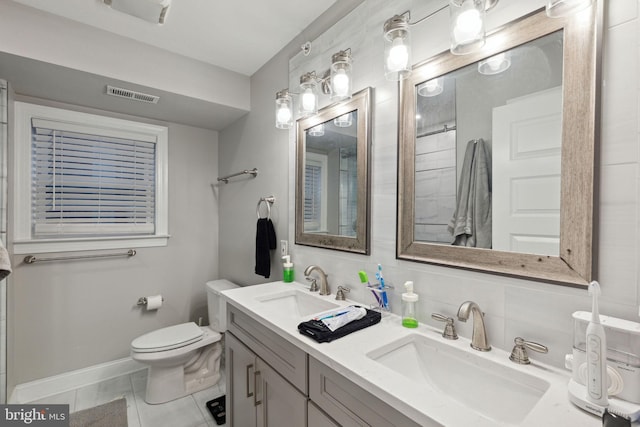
[367,334,550,424]
[255,289,339,317]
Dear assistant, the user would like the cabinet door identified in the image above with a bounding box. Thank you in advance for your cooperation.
[308,401,339,427]
[256,357,307,427]
[226,332,257,427]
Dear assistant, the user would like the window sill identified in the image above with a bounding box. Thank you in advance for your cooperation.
[12,235,170,255]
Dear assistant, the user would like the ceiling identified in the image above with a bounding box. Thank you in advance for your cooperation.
[1,0,353,130]
[9,0,339,76]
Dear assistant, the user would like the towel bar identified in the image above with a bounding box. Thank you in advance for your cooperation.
[24,249,136,264]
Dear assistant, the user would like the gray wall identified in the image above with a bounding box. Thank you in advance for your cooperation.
[218,1,365,285]
[7,98,220,387]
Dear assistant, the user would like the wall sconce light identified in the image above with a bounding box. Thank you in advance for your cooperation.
[450,0,489,55]
[308,123,325,137]
[275,89,293,129]
[333,112,353,128]
[546,0,593,17]
[275,47,355,129]
[330,49,353,101]
[417,78,444,97]
[477,51,511,75]
[299,71,319,118]
[383,14,412,81]
[383,0,499,80]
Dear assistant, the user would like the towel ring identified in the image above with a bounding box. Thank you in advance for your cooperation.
[257,196,275,219]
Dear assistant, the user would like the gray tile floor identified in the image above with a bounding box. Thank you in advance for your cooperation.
[27,369,226,427]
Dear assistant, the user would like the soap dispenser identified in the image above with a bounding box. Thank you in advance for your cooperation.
[282,256,294,283]
[402,281,419,328]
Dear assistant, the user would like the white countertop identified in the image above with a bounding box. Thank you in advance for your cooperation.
[222,281,600,427]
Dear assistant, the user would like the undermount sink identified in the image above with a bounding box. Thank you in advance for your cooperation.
[255,289,339,317]
[366,334,550,425]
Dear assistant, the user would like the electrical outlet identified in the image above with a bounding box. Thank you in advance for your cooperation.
[280,240,288,257]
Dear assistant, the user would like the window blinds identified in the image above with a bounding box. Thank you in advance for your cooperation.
[31,119,157,237]
[304,162,322,231]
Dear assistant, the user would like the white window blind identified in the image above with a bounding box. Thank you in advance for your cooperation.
[31,119,157,237]
[304,162,322,231]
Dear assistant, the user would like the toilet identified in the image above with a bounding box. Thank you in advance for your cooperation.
[130,279,239,404]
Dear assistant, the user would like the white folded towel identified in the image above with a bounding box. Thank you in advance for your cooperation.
[0,238,12,280]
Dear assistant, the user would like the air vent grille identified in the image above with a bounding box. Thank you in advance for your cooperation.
[106,85,160,104]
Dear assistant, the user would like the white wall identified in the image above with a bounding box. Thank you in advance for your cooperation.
[6,97,221,388]
[278,0,639,369]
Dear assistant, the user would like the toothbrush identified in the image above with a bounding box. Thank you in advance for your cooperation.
[358,270,381,306]
[376,264,388,309]
[586,281,608,407]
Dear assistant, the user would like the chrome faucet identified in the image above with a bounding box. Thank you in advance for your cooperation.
[457,301,491,351]
[304,265,330,296]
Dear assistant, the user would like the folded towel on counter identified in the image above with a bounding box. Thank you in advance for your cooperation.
[0,238,11,280]
[255,218,277,278]
[298,306,381,343]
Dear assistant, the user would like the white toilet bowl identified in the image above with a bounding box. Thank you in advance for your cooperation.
[131,279,239,404]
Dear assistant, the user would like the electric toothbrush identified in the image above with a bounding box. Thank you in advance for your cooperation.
[586,280,608,407]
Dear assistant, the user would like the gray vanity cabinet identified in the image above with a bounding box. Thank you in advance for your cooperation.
[308,357,423,427]
[226,305,307,427]
[225,303,424,427]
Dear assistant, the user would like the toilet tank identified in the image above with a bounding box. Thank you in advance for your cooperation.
[206,279,239,332]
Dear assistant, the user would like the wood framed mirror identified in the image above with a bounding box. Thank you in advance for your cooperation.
[397,5,601,286]
[296,87,372,254]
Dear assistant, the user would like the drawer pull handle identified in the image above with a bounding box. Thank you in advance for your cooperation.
[246,363,254,398]
[254,370,262,406]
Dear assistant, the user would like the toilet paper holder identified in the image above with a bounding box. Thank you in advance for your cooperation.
[137,296,164,306]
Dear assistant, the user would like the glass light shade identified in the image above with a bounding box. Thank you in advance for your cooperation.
[478,52,511,75]
[546,0,593,17]
[299,72,318,117]
[450,0,486,55]
[333,112,353,128]
[308,123,325,137]
[275,89,293,129]
[331,50,352,101]
[383,15,412,81]
[417,78,444,97]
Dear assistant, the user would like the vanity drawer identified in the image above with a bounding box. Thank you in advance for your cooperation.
[309,357,424,427]
[227,304,308,394]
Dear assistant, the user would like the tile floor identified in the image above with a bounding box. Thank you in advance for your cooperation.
[27,368,226,427]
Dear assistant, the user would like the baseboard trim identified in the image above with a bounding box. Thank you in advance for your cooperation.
[9,357,145,404]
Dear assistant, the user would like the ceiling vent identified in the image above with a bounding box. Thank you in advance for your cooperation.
[106,85,160,104]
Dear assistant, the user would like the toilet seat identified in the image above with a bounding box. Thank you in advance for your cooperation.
[132,322,204,353]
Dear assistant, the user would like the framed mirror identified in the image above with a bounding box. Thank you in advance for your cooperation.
[397,6,601,286]
[296,87,372,254]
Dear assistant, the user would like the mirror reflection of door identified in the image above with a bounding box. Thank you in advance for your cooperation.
[413,30,563,256]
[304,111,358,237]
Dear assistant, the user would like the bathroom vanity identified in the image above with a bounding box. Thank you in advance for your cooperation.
[223,281,598,426]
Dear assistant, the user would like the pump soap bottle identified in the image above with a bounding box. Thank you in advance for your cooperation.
[402,281,419,328]
[282,256,294,283]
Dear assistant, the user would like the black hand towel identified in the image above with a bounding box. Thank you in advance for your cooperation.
[255,218,277,278]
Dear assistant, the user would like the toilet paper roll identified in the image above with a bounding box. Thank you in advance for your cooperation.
[145,295,163,310]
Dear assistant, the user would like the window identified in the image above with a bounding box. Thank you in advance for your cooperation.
[14,102,168,253]
[304,152,327,232]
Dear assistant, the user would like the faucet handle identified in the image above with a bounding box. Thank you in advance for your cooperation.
[431,313,458,340]
[306,277,319,292]
[509,337,548,365]
[335,286,350,301]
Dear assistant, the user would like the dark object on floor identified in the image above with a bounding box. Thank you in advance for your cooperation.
[297,307,382,343]
[206,395,226,426]
[70,397,128,427]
